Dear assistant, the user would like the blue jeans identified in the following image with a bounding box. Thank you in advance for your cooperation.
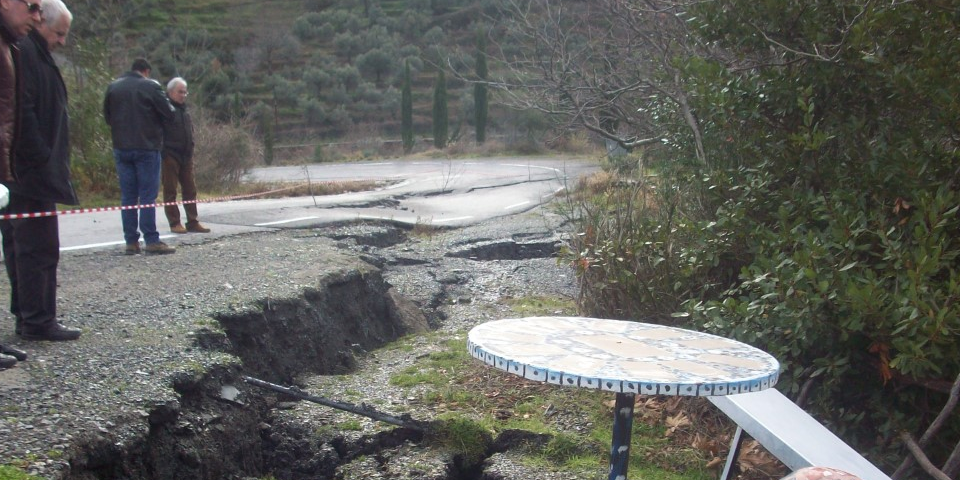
[114,149,161,245]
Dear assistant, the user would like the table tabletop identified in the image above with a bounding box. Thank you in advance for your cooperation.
[468,316,780,396]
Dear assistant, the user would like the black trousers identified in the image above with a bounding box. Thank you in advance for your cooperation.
[0,194,60,329]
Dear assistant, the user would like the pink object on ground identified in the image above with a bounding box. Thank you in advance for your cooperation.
[781,467,863,480]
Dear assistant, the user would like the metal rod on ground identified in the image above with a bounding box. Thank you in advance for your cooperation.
[242,375,425,431]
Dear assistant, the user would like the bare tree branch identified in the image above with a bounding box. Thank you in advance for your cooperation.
[899,432,952,480]
[468,0,711,164]
[893,372,960,479]
[942,440,960,479]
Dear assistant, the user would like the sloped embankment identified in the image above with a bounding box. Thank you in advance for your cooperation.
[64,264,429,480]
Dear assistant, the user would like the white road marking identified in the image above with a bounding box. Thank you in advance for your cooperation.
[61,234,177,252]
[254,216,319,226]
[432,216,473,223]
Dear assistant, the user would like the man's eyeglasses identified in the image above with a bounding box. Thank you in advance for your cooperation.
[17,0,42,14]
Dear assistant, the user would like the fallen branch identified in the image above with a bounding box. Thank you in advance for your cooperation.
[242,375,429,431]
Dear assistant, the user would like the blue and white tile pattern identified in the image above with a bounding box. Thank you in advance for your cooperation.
[468,316,780,396]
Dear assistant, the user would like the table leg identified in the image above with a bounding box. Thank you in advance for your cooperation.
[608,392,635,480]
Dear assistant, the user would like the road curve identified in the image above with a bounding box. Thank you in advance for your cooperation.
[58,157,599,252]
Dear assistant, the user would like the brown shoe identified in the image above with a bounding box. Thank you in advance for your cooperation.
[187,223,211,233]
[145,242,176,255]
[125,243,141,255]
[170,224,188,234]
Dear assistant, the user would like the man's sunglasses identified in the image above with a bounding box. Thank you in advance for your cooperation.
[18,0,43,14]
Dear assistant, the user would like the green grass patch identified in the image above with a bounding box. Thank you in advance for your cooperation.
[382,330,713,480]
[502,295,577,317]
[430,414,493,465]
[338,419,364,431]
[390,367,445,388]
[0,464,39,480]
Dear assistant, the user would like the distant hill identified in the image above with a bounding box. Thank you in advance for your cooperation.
[72,0,513,153]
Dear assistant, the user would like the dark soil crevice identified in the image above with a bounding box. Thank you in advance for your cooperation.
[66,365,269,480]
[326,225,409,248]
[63,259,429,480]
[214,268,428,384]
[445,239,560,261]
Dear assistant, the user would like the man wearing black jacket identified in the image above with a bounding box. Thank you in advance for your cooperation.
[1,0,81,344]
[103,58,176,255]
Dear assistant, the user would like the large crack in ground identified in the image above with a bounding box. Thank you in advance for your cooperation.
[61,222,569,480]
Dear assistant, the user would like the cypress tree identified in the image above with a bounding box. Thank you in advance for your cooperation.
[432,70,448,149]
[263,119,275,166]
[401,60,414,154]
[474,31,488,145]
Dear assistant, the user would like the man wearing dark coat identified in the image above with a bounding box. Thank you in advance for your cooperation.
[0,0,42,368]
[1,0,81,344]
[162,77,210,234]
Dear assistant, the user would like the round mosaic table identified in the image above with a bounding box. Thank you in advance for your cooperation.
[468,316,781,480]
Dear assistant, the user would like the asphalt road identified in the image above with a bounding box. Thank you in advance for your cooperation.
[58,156,599,252]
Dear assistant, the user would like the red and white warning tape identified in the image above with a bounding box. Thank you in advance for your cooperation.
[0,183,310,221]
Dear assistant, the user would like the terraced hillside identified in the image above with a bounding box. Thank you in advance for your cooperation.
[80,0,504,148]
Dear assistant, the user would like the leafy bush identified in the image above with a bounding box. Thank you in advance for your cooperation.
[555,0,960,471]
[561,170,734,323]
[683,168,960,458]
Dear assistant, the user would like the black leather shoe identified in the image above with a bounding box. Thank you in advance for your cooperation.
[20,322,82,342]
[0,344,27,361]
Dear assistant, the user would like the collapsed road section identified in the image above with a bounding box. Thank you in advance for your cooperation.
[12,215,575,480]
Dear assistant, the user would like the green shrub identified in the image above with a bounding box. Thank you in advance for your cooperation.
[64,41,118,199]
[684,174,960,457]
[560,170,731,322]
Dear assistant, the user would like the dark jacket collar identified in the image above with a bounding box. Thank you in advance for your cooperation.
[27,29,48,52]
[25,29,54,65]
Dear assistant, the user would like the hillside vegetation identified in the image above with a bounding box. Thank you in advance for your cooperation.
[67,0,524,157]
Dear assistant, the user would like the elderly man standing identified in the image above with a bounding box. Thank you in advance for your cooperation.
[103,58,176,255]
[0,0,42,368]
[162,77,210,234]
[1,0,82,345]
